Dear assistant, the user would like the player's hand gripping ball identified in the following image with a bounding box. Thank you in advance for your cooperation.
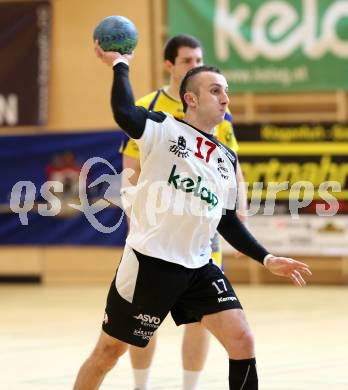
[93,15,138,54]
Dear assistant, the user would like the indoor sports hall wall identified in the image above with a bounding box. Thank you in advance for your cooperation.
[0,0,165,282]
[48,0,164,130]
[1,0,347,284]
[0,0,164,132]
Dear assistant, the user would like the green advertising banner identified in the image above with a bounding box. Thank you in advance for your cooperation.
[168,0,348,92]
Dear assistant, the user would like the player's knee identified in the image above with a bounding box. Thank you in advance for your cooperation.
[240,328,254,350]
[229,327,255,355]
[94,341,128,372]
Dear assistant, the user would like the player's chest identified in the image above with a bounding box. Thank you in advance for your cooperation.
[162,130,235,188]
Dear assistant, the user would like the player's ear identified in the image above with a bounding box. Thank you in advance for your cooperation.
[164,59,174,73]
[184,91,197,109]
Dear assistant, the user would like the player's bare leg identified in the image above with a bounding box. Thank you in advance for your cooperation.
[129,333,157,389]
[182,322,210,370]
[73,331,128,390]
[202,309,257,389]
[182,322,210,389]
[129,333,157,368]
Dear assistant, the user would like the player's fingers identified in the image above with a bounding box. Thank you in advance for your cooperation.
[293,270,306,286]
[299,267,312,276]
[292,263,312,276]
[290,272,302,287]
[288,260,312,276]
[94,47,103,58]
[125,51,135,61]
[291,260,310,269]
[94,40,103,57]
[291,270,306,287]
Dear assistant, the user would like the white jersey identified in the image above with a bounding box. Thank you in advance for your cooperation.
[126,114,238,269]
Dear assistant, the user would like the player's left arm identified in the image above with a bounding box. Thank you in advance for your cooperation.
[216,209,312,286]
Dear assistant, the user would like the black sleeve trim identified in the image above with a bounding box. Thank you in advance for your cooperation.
[217,209,269,264]
[111,63,166,139]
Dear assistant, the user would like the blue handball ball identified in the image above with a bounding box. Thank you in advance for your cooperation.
[93,15,138,54]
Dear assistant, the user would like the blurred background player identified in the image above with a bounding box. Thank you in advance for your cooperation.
[121,34,248,390]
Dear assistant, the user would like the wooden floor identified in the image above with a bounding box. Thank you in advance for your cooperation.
[1,284,348,389]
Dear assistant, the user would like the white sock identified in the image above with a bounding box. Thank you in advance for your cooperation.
[133,368,151,390]
[182,370,202,390]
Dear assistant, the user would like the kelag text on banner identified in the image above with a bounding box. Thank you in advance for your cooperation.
[168,0,348,92]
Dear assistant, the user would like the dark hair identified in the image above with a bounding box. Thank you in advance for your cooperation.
[179,65,222,112]
[164,34,202,64]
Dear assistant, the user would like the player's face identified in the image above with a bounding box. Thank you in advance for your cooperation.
[195,72,229,125]
[166,46,203,83]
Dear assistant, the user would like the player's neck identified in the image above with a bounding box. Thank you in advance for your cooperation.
[183,112,215,135]
[164,82,181,101]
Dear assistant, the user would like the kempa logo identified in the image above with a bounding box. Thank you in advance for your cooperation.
[218,296,237,303]
[133,314,161,325]
[215,0,348,61]
[167,164,219,210]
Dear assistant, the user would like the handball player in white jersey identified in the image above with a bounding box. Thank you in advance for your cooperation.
[73,43,312,390]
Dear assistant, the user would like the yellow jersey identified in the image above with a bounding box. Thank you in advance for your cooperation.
[123,88,239,268]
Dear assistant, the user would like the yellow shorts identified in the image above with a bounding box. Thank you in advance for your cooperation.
[211,232,223,269]
[123,138,140,159]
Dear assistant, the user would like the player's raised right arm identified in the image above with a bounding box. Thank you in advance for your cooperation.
[111,61,148,138]
[110,61,165,139]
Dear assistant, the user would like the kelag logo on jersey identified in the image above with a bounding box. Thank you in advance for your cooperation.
[167,164,219,210]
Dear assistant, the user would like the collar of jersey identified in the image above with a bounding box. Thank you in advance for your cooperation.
[174,118,216,142]
[161,87,181,103]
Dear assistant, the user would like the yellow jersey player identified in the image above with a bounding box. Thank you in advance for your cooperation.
[121,35,246,390]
